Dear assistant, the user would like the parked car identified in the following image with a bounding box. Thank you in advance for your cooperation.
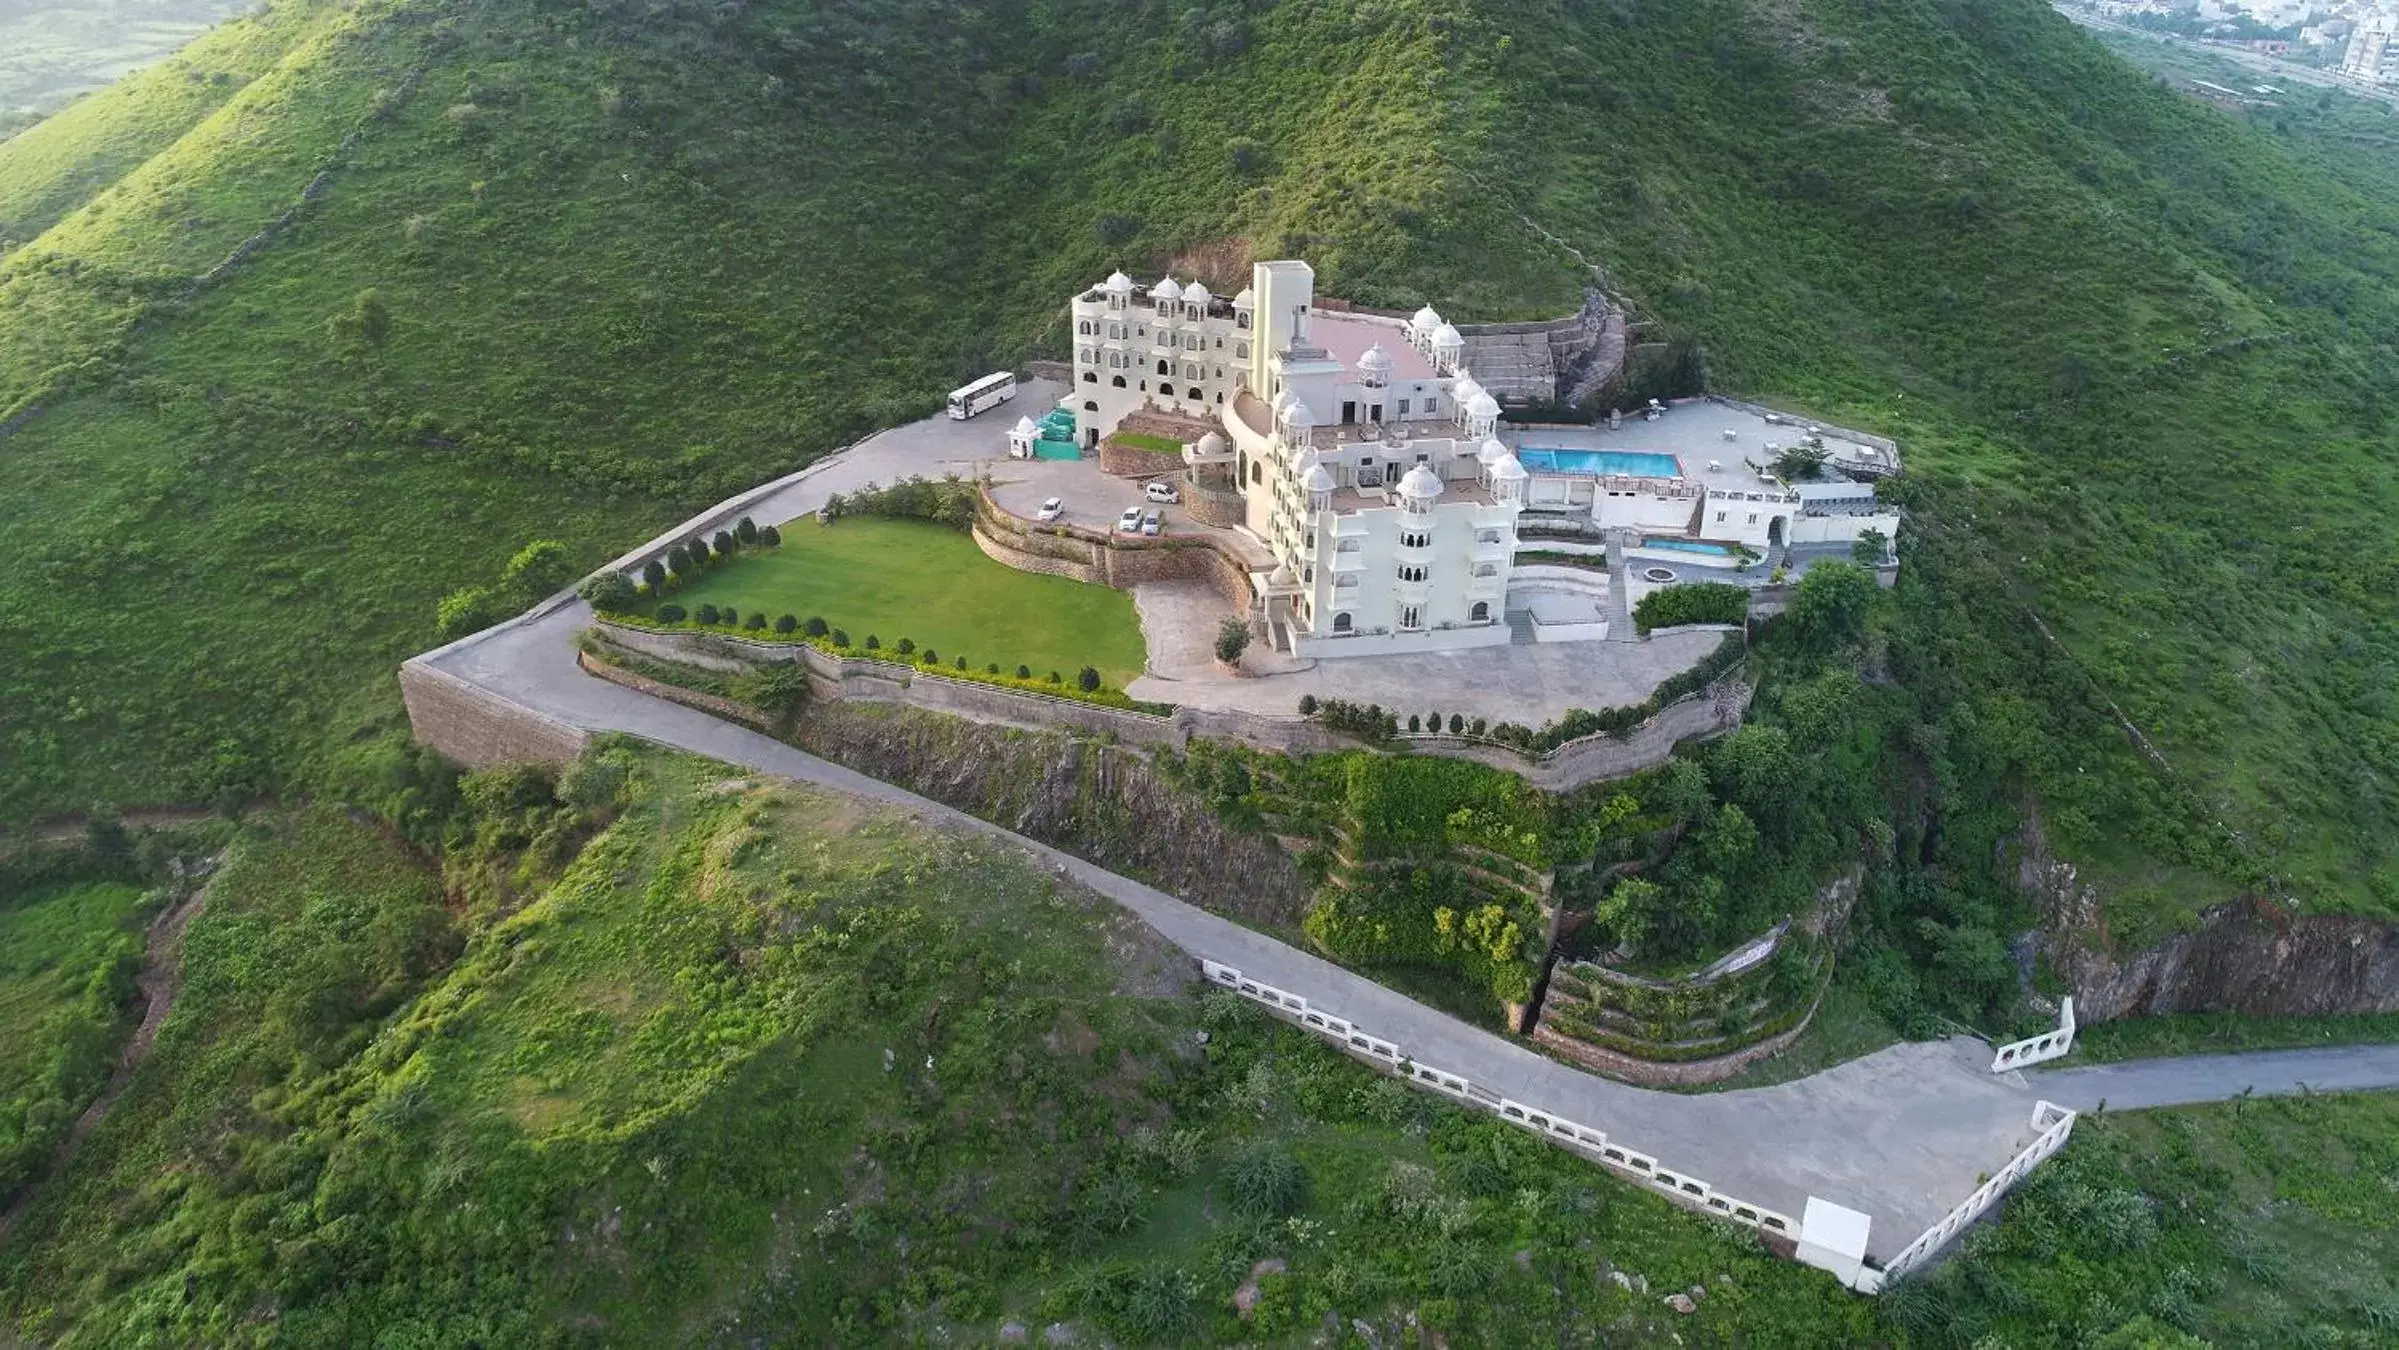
[1140,508,1164,536]
[1035,497,1065,522]
[1116,506,1144,533]
[1143,480,1180,504]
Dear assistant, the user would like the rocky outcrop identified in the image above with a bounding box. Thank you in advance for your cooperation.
[2019,809,2399,1020]
[791,700,1310,929]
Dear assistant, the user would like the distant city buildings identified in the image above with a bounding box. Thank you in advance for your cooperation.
[2342,9,2398,80]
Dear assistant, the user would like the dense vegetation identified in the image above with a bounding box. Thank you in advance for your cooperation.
[0,746,1897,1345]
[0,873,149,1202]
[0,0,2395,944]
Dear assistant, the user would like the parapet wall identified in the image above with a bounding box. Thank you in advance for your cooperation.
[398,660,588,769]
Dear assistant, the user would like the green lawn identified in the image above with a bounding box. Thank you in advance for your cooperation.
[647,516,1150,686]
[1111,432,1184,455]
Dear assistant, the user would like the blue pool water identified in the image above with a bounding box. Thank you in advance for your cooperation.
[1641,537,1733,556]
[1517,447,1683,478]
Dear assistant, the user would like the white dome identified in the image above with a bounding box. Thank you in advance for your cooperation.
[1398,463,1445,499]
[1013,415,1037,433]
[1452,375,1484,406]
[1492,454,1529,481]
[1477,437,1509,467]
[1268,563,1296,587]
[1410,305,1442,333]
[1195,430,1227,456]
[1284,401,1314,431]
[1232,286,1255,307]
[1303,464,1337,493]
[1431,323,1464,349]
[1182,281,1210,304]
[1357,343,1393,373]
[1466,392,1502,420]
[1151,276,1181,301]
[1105,270,1134,292]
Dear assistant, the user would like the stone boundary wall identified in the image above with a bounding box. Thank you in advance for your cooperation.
[1703,394,1901,460]
[1022,360,1070,383]
[576,651,768,727]
[1183,480,1246,529]
[1529,1008,1819,1088]
[1098,440,1183,477]
[397,660,588,769]
[1385,682,1752,791]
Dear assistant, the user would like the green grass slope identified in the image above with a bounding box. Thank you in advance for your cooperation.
[0,0,2393,931]
[0,747,1882,1346]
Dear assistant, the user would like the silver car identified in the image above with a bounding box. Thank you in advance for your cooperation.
[1140,508,1163,536]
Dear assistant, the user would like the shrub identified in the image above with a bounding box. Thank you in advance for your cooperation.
[1631,582,1748,634]
[1408,715,1422,732]
[919,648,937,665]
[743,612,767,631]
[731,664,808,715]
[577,571,637,613]
[435,585,499,638]
[501,539,574,599]
[1426,708,1441,731]
[666,544,691,575]
[831,628,849,646]
[803,616,827,637]
[735,516,759,545]
[774,614,798,634]
[1471,718,1488,736]
[865,635,880,650]
[955,656,969,670]
[1214,616,1252,664]
[656,604,686,624]
[1016,664,1032,678]
[1298,694,1318,715]
[1078,666,1101,692]
[986,663,1000,674]
[684,535,708,564]
[712,529,737,558]
[696,604,720,626]
[1449,713,1464,733]
[759,524,782,547]
[895,637,916,655]
[1224,1144,1306,1218]
[641,559,666,590]
[1045,670,1062,684]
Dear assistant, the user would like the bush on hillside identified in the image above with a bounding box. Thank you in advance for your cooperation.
[655,604,686,624]
[501,540,574,600]
[435,585,500,639]
[774,614,798,634]
[1215,616,1251,664]
[577,571,637,613]
[1077,666,1101,692]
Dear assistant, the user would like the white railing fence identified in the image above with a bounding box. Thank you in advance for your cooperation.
[1873,1100,2079,1288]
[1990,997,2076,1073]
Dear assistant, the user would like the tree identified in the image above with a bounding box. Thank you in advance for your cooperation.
[329,287,390,348]
[1851,527,1890,567]
[1077,666,1101,692]
[986,663,999,674]
[1784,560,1878,649]
[656,604,686,624]
[864,635,879,649]
[731,664,809,716]
[83,807,131,861]
[711,529,737,558]
[1298,694,1319,715]
[736,516,759,545]
[1448,713,1464,734]
[831,628,849,647]
[743,612,767,630]
[1408,715,1422,732]
[895,637,915,655]
[920,648,938,665]
[1770,439,1830,480]
[1214,616,1252,664]
[774,614,798,634]
[435,585,499,638]
[1595,877,1676,957]
[684,536,708,564]
[641,559,666,590]
[666,545,691,576]
[1016,664,1032,678]
[803,616,828,637]
[696,604,720,626]
[759,524,782,548]
[954,656,968,670]
[501,540,573,599]
[577,571,637,613]
[1045,670,1062,683]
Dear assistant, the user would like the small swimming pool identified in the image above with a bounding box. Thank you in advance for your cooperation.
[1517,447,1683,478]
[1641,537,1733,556]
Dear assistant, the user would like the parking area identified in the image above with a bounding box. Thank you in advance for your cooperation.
[983,453,1206,539]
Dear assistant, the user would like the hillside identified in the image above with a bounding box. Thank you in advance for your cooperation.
[0,748,1883,1344]
[0,0,2394,935]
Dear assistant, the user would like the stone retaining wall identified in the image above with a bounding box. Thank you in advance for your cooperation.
[1183,480,1246,529]
[1529,1011,1820,1087]
[398,660,588,769]
[1098,439,1184,477]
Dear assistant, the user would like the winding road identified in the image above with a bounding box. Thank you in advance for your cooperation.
[408,397,2399,1270]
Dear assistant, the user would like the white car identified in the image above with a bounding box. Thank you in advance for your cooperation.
[1143,480,1180,504]
[1035,497,1065,522]
[1116,506,1144,533]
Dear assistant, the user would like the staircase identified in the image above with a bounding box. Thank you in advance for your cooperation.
[1505,610,1537,645]
[1604,532,1635,641]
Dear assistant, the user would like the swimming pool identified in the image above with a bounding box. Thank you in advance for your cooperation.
[1517,447,1683,478]
[1641,537,1733,556]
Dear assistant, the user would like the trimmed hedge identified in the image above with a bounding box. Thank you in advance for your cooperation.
[1632,582,1749,634]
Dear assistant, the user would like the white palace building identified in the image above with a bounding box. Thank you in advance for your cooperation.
[1069,259,1897,656]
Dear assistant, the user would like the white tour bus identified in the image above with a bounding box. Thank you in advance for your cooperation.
[947,371,1017,420]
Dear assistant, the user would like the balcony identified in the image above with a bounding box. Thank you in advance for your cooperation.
[1392,577,1432,606]
[1393,540,1435,567]
[1329,550,1367,573]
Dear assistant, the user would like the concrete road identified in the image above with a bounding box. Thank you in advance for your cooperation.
[2032,1044,2399,1112]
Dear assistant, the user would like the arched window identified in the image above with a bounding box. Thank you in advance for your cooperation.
[1083,400,1098,412]
[1112,375,1126,388]
[1471,601,1490,621]
[1333,612,1352,632]
[1078,320,1093,335]
[1083,371,1097,383]
[1156,359,1169,375]
[1250,461,1263,485]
